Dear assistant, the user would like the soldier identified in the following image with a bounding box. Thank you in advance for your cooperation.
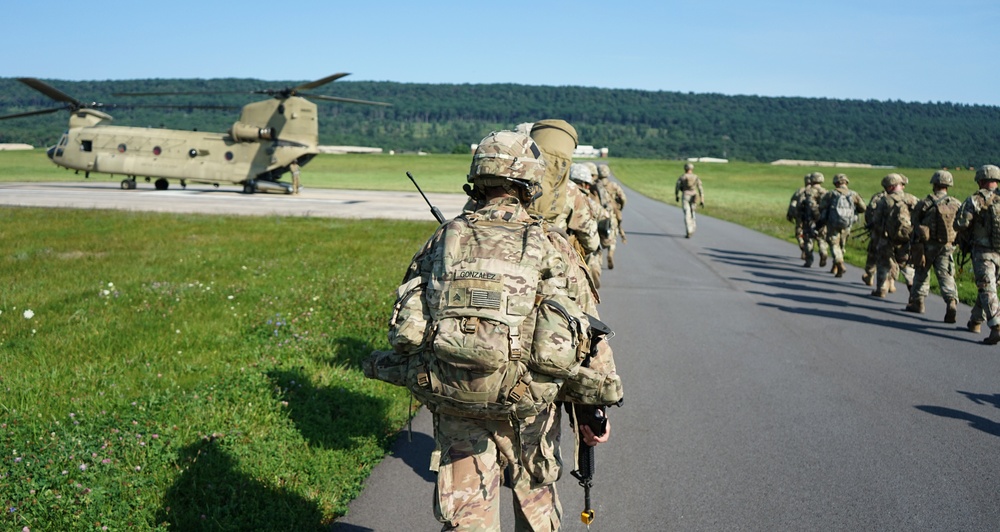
[570,163,607,289]
[364,131,622,529]
[862,185,889,287]
[289,161,301,194]
[954,164,1000,343]
[675,162,705,238]
[818,173,866,277]
[798,172,830,268]
[596,164,627,269]
[788,174,813,260]
[870,173,918,298]
[907,170,961,321]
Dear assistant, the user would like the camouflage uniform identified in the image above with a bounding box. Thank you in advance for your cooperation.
[596,164,627,269]
[570,163,608,289]
[366,131,621,531]
[798,173,830,268]
[870,174,918,297]
[818,174,866,277]
[675,163,704,238]
[906,171,960,321]
[787,174,812,260]
[955,165,1000,344]
[863,189,888,286]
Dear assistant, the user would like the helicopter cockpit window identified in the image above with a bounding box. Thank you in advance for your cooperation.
[59,134,68,147]
[118,143,127,153]
[80,140,93,152]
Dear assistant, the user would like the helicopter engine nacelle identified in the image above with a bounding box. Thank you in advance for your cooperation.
[229,122,275,143]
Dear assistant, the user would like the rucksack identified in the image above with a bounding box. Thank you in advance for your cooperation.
[928,196,960,244]
[365,213,590,421]
[883,195,913,244]
[826,191,857,231]
[798,190,821,224]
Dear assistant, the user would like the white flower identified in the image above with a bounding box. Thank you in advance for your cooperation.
[227,295,234,300]
[23,309,34,320]
[107,282,114,288]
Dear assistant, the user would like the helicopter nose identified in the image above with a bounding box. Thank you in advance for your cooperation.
[46,146,56,159]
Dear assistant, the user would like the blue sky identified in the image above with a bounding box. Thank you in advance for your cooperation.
[5,0,998,106]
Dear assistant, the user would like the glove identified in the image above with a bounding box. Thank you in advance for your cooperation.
[675,196,679,203]
[699,202,705,208]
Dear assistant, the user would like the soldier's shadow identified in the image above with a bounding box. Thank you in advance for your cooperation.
[155,437,326,530]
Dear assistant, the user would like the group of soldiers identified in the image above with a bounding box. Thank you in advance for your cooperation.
[367,120,629,530]
[789,164,1000,345]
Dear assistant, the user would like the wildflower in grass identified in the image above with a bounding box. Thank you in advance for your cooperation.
[79,463,87,471]
[23,309,34,319]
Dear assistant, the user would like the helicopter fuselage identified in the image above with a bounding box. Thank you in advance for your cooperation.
[47,97,320,193]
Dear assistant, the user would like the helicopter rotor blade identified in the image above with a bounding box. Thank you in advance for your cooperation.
[0,106,67,120]
[17,78,83,108]
[294,73,350,92]
[298,93,392,106]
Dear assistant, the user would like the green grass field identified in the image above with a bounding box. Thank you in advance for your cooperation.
[0,149,980,529]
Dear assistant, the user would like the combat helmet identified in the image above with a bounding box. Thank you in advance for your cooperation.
[569,163,594,185]
[833,173,849,186]
[930,170,954,187]
[597,164,612,179]
[881,173,903,189]
[803,173,813,185]
[468,131,546,188]
[584,161,599,178]
[975,164,1000,183]
[811,172,825,184]
[684,162,695,171]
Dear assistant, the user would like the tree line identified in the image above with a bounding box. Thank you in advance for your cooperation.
[1,77,997,168]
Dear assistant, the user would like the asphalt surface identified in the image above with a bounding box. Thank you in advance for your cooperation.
[5,181,1000,530]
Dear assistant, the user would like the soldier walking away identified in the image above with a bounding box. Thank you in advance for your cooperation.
[870,173,918,298]
[675,162,705,238]
[363,131,623,530]
[797,172,830,268]
[818,173,866,277]
[788,174,812,260]
[906,170,961,321]
[569,163,608,288]
[954,164,1000,343]
[596,163,627,269]
[289,161,301,194]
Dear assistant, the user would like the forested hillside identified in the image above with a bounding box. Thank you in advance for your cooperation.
[1,77,997,168]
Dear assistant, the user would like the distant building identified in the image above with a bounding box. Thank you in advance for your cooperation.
[317,146,383,154]
[687,157,729,164]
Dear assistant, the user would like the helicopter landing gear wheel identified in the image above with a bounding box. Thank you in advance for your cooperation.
[154,178,169,190]
[242,182,256,194]
[121,178,137,190]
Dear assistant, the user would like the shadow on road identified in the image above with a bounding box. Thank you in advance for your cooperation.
[914,405,1000,438]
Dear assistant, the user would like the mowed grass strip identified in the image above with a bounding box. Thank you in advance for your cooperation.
[1,207,435,529]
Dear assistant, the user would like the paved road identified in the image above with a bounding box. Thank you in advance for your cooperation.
[333,185,1000,531]
[0,181,470,221]
[6,181,999,530]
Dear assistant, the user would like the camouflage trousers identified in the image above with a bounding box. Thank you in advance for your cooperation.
[875,239,914,294]
[825,227,850,264]
[600,213,619,265]
[586,251,603,289]
[794,221,806,252]
[864,235,878,279]
[681,193,698,237]
[909,243,958,304]
[969,248,1000,327]
[431,405,563,531]
[803,225,828,265]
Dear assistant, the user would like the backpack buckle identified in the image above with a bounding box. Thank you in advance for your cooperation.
[461,317,479,334]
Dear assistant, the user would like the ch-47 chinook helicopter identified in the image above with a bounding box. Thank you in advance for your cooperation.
[0,74,390,194]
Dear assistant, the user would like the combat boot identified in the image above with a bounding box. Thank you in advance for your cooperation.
[870,289,886,298]
[903,300,925,314]
[835,262,846,277]
[888,279,897,293]
[608,254,615,270]
[944,300,958,324]
[862,272,874,286]
[800,250,806,260]
[820,255,828,268]
[985,326,1000,345]
[968,320,982,333]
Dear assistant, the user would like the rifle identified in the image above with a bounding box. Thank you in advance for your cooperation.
[569,314,618,528]
[406,171,446,224]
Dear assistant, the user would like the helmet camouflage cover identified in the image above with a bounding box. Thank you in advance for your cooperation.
[584,161,599,177]
[811,172,825,184]
[684,162,695,171]
[569,163,594,185]
[597,164,612,179]
[833,173,849,186]
[468,130,546,187]
[930,170,954,187]
[881,173,903,188]
[975,164,1000,183]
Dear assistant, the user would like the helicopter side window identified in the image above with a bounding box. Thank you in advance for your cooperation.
[59,134,68,147]
[80,140,93,152]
